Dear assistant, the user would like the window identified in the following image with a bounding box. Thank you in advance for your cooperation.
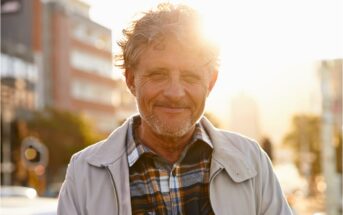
[1,53,37,81]
[70,50,113,79]
[71,79,121,106]
[71,22,112,52]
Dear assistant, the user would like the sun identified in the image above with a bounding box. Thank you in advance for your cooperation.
[87,0,342,138]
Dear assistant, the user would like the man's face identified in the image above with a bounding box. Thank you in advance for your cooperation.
[127,39,217,138]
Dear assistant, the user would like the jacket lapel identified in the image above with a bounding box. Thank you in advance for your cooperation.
[85,118,132,215]
[84,116,257,215]
[86,116,257,181]
[201,117,257,182]
[85,119,130,167]
[107,158,132,215]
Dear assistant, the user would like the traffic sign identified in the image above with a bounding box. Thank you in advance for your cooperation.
[21,137,49,169]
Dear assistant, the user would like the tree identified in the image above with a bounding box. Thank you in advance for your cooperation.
[13,108,105,190]
[283,114,321,195]
[283,114,342,194]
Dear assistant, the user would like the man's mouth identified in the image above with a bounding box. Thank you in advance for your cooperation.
[155,104,189,113]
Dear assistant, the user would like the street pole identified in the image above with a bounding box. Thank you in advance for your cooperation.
[1,107,14,185]
[320,61,340,215]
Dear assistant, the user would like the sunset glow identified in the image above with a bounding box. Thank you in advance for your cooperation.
[84,0,342,143]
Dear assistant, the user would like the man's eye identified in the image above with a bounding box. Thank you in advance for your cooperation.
[183,74,200,83]
[149,72,167,80]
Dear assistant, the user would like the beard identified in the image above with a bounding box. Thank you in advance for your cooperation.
[142,112,195,138]
[138,99,201,138]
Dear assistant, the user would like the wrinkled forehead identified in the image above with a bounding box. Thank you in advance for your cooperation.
[146,35,214,65]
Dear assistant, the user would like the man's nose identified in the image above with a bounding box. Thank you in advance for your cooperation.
[163,77,186,100]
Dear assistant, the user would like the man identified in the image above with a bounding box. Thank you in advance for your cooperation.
[58,3,292,215]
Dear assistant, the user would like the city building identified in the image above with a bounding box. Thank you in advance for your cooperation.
[2,0,135,134]
[1,0,42,185]
[1,0,40,113]
[40,0,135,133]
[1,0,136,186]
[319,59,342,215]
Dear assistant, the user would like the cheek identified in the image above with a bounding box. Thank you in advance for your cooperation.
[187,86,209,104]
[135,82,161,104]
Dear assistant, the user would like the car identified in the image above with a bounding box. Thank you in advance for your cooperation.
[0,186,57,215]
[0,186,38,199]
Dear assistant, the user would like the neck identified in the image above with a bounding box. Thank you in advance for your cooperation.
[137,123,195,164]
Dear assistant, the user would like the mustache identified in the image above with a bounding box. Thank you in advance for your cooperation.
[154,101,190,108]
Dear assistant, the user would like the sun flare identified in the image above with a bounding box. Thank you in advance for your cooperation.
[86,0,342,143]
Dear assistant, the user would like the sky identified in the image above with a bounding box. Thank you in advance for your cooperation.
[83,0,343,144]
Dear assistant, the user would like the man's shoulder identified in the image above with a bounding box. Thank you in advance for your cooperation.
[69,119,131,167]
[201,117,262,155]
[69,139,108,164]
[207,127,264,181]
[219,129,259,146]
[201,118,258,147]
[214,129,261,153]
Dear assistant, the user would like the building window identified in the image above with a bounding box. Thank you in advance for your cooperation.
[82,110,118,132]
[70,49,113,79]
[71,22,112,52]
[1,53,37,81]
[71,79,121,106]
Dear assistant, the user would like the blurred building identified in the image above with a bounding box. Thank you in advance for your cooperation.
[1,0,40,113]
[319,59,342,215]
[1,0,42,185]
[322,60,342,131]
[2,0,135,134]
[1,0,136,186]
[40,0,135,133]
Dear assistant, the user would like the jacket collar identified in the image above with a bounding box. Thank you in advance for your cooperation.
[86,118,131,167]
[86,115,257,183]
[200,117,257,183]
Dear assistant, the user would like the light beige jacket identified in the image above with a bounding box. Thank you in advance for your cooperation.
[58,117,292,215]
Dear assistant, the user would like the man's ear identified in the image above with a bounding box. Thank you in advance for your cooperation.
[125,69,136,96]
[208,70,218,94]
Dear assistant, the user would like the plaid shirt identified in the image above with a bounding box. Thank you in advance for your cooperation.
[126,116,214,215]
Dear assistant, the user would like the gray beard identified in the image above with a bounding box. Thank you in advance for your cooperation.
[142,112,195,138]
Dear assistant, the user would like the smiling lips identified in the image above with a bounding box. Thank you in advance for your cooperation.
[159,107,188,113]
[155,103,189,114]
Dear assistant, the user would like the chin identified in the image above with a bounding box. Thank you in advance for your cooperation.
[147,115,195,138]
[156,125,193,137]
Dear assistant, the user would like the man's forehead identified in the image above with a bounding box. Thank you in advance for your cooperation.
[148,36,205,53]
[149,37,185,51]
[147,42,208,65]
[142,48,205,70]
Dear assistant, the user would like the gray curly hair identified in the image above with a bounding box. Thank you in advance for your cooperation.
[116,3,220,73]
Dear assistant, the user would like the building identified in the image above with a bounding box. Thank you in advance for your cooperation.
[1,0,40,113]
[2,0,135,134]
[1,0,42,185]
[1,0,136,148]
[40,0,135,133]
[319,59,342,215]
[1,0,136,186]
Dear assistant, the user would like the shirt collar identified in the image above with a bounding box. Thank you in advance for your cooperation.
[126,116,213,167]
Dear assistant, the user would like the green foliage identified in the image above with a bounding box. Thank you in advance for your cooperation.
[25,108,104,174]
[283,115,322,175]
[284,114,343,175]
[334,127,342,173]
